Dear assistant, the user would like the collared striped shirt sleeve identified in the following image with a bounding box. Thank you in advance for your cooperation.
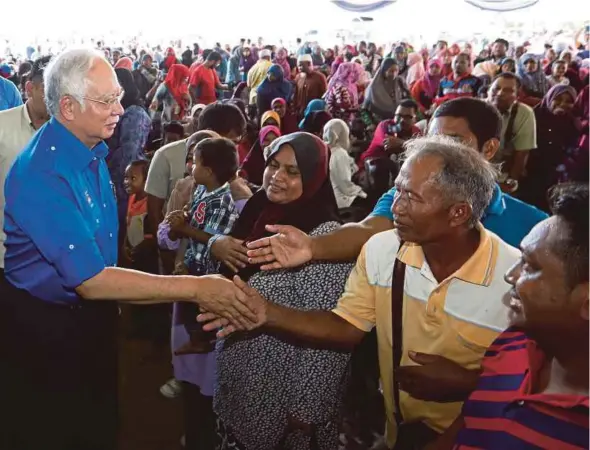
[454,328,589,450]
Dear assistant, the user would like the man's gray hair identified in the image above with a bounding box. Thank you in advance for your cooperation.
[44,49,106,116]
[402,135,498,227]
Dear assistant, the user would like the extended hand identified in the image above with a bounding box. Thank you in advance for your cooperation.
[395,351,480,403]
[246,224,312,270]
[194,274,261,331]
[211,235,248,273]
[198,275,267,338]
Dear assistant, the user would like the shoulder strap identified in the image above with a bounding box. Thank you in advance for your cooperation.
[392,241,407,425]
[504,102,519,144]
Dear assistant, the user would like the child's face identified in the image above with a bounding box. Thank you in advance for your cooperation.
[272,102,286,118]
[192,151,211,184]
[124,165,146,195]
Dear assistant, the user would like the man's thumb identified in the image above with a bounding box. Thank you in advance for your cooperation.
[408,351,439,365]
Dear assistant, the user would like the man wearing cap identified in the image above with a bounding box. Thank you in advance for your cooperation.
[0,56,51,284]
[247,48,273,105]
[294,53,328,118]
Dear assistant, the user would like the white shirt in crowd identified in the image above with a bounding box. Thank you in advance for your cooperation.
[329,145,367,209]
[0,104,37,268]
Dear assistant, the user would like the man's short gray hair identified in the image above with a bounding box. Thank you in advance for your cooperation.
[402,135,498,227]
[44,49,105,116]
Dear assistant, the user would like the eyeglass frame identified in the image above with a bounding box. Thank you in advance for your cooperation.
[81,90,125,108]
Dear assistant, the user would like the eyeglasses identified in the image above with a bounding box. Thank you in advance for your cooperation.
[81,90,125,108]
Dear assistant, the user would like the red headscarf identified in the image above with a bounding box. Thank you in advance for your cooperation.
[164,47,177,71]
[165,64,190,118]
[114,57,133,71]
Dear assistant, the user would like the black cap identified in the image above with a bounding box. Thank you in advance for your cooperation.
[494,38,509,48]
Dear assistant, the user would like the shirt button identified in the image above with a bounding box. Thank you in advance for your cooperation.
[50,146,56,151]
[96,219,100,224]
[517,400,525,406]
[103,203,107,208]
[109,233,113,238]
[92,157,97,161]
[548,142,552,145]
[69,244,75,250]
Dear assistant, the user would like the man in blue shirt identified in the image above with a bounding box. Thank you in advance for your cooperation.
[0,49,257,450]
[245,97,547,267]
[0,74,23,111]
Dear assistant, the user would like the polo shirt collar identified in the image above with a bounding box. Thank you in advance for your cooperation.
[517,338,589,409]
[22,102,33,128]
[50,117,109,171]
[398,224,496,286]
[484,184,506,217]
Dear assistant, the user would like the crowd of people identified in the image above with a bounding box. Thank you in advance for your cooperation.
[0,30,588,450]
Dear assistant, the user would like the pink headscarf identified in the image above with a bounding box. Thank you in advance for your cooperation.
[405,52,426,87]
[273,48,292,80]
[114,57,133,71]
[259,125,282,147]
[423,59,443,98]
[326,62,364,106]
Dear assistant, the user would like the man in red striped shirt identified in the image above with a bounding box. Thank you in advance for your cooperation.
[432,183,589,450]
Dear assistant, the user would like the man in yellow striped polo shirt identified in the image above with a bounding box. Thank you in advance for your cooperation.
[203,135,521,449]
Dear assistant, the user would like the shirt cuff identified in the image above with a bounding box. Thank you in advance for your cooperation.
[332,307,374,333]
[54,239,106,289]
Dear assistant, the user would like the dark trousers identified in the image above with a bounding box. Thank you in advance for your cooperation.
[0,276,119,450]
[182,382,217,450]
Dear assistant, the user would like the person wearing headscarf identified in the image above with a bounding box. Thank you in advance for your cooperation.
[519,84,581,211]
[298,98,326,129]
[270,97,298,135]
[226,47,242,87]
[323,119,366,209]
[114,56,133,71]
[437,48,454,77]
[388,45,408,78]
[261,109,282,128]
[405,52,426,88]
[211,132,353,450]
[247,49,273,105]
[361,58,410,128]
[301,110,333,137]
[546,59,570,88]
[151,63,190,123]
[107,68,151,247]
[161,47,178,72]
[410,58,443,113]
[323,48,335,69]
[499,57,516,74]
[559,50,583,92]
[294,54,328,118]
[239,125,282,185]
[273,48,292,80]
[518,53,549,107]
[239,47,257,81]
[256,64,293,119]
[324,62,363,122]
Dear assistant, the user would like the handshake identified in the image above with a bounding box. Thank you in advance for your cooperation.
[195,274,268,337]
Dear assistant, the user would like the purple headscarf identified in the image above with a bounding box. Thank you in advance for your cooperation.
[540,84,577,110]
[326,62,364,106]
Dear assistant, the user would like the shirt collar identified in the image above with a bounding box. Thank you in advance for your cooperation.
[22,102,33,128]
[49,117,109,171]
[484,184,506,217]
[399,224,496,286]
[200,182,230,199]
[517,338,590,409]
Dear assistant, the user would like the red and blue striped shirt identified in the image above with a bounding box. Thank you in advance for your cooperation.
[454,328,589,450]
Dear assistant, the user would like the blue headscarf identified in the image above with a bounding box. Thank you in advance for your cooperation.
[298,99,326,129]
[257,64,293,103]
[518,53,549,97]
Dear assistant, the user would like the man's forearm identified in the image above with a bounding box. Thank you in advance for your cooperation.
[311,216,393,261]
[266,303,365,351]
[77,267,199,304]
[510,150,530,181]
